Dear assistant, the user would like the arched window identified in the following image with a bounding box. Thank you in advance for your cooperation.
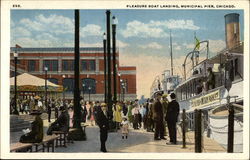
[82,78,96,94]
[48,78,58,84]
[63,78,74,93]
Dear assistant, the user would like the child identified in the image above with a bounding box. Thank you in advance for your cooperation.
[121,116,129,139]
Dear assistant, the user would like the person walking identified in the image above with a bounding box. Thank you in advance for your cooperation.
[47,99,52,123]
[94,103,109,152]
[88,102,95,126]
[81,101,88,123]
[165,93,180,144]
[132,101,140,130]
[113,101,122,131]
[153,93,165,140]
[127,101,134,127]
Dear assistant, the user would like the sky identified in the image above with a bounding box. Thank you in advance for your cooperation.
[11,9,244,98]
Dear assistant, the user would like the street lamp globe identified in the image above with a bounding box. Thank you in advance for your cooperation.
[88,86,91,90]
[13,51,18,57]
[103,32,106,40]
[44,66,48,71]
[112,16,118,25]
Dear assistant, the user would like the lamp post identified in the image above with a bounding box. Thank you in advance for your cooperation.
[82,83,85,100]
[112,16,118,103]
[44,66,48,113]
[103,33,107,103]
[106,10,112,119]
[88,86,91,102]
[122,85,125,102]
[13,50,19,115]
[62,74,65,102]
[118,72,121,102]
[73,9,82,131]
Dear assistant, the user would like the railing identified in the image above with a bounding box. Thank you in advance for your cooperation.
[180,101,243,153]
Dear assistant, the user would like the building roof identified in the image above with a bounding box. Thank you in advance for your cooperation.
[10,47,116,53]
[10,47,103,52]
[10,73,59,87]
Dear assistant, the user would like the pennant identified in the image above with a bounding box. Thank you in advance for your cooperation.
[195,37,200,50]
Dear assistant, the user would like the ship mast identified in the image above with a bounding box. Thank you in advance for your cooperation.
[170,30,173,76]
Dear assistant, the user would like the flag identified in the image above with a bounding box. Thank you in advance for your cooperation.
[195,37,200,50]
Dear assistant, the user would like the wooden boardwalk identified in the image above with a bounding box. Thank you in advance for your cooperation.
[113,129,226,153]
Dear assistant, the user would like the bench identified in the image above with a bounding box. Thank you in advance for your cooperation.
[52,131,67,147]
[33,135,59,152]
[67,128,77,144]
[52,128,78,147]
[81,123,89,132]
[10,142,33,152]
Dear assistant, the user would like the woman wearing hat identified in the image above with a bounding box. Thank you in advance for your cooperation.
[19,110,43,143]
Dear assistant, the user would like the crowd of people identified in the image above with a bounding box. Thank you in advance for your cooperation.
[15,92,180,152]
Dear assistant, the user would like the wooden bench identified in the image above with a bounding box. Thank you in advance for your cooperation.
[81,123,89,132]
[34,135,59,152]
[67,128,77,144]
[10,142,33,152]
[52,131,67,147]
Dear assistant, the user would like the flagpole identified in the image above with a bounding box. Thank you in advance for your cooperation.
[170,30,173,76]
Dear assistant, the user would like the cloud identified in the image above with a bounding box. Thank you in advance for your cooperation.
[19,14,74,34]
[149,19,200,30]
[174,45,181,50]
[209,39,226,53]
[11,20,15,28]
[120,20,168,38]
[121,19,200,39]
[13,37,55,47]
[117,40,129,48]
[35,33,58,41]
[119,53,187,98]
[20,18,44,31]
[183,43,194,49]
[139,42,163,49]
[12,27,31,37]
[80,42,102,47]
[80,24,103,37]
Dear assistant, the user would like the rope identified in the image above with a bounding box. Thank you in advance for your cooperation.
[203,118,228,129]
[210,128,243,134]
[186,115,194,123]
[234,117,243,127]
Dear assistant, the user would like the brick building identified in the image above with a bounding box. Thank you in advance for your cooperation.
[10,46,137,101]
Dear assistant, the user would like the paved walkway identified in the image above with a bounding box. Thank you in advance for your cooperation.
[10,118,226,153]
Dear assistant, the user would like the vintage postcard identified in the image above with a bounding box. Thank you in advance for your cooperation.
[1,0,249,159]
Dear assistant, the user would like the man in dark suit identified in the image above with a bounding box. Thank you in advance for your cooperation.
[153,93,165,140]
[47,105,69,135]
[94,103,109,152]
[165,93,180,144]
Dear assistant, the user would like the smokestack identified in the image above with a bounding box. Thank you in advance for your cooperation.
[224,13,240,49]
